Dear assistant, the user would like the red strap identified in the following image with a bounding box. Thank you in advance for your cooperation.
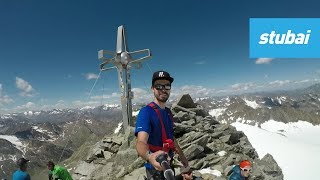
[148,102,167,141]
[147,102,175,152]
[148,144,162,152]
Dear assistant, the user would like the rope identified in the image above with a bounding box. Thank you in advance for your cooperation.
[57,70,103,164]
[143,62,154,100]
[146,62,153,74]
[61,71,117,164]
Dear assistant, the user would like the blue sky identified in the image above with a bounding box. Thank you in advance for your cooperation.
[1,0,320,113]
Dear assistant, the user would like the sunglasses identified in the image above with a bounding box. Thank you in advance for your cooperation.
[241,168,252,172]
[153,84,171,90]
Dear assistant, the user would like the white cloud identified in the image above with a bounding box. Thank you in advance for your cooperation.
[228,79,315,92]
[132,88,152,103]
[57,100,65,103]
[89,88,151,104]
[167,85,217,100]
[132,88,148,95]
[180,85,215,96]
[0,84,14,106]
[295,79,310,84]
[269,80,291,86]
[91,92,120,100]
[85,73,99,80]
[14,102,35,111]
[15,77,35,97]
[53,100,66,108]
[195,61,206,65]
[231,82,256,91]
[255,58,273,64]
[72,100,101,107]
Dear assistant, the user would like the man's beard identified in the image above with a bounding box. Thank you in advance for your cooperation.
[155,92,169,103]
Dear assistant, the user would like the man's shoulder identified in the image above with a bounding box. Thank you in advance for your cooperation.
[138,104,154,114]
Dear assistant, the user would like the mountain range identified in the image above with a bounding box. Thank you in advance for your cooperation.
[0,105,122,178]
[1,83,319,179]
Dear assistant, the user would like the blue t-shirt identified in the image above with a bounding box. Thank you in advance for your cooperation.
[12,170,31,180]
[135,102,174,169]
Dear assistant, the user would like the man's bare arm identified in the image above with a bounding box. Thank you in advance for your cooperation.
[136,131,150,161]
[136,131,164,170]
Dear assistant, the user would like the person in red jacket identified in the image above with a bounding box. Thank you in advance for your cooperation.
[229,160,252,180]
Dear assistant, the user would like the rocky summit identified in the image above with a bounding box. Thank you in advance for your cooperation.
[69,94,283,180]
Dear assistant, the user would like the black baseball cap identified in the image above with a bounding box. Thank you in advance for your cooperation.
[152,71,174,85]
[17,158,29,167]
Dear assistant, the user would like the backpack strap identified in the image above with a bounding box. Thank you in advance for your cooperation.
[148,102,168,142]
[147,102,175,153]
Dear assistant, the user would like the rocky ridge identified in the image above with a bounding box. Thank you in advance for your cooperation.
[70,94,283,180]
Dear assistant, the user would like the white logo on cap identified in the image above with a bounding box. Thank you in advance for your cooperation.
[159,72,164,77]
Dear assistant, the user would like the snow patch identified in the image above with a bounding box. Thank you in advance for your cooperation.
[209,108,226,118]
[0,135,25,153]
[231,121,320,180]
[221,119,227,124]
[32,126,57,141]
[24,111,32,115]
[34,111,41,115]
[1,114,12,119]
[49,110,61,114]
[276,96,287,104]
[9,155,17,162]
[243,99,260,109]
[261,120,320,146]
[198,167,222,177]
[103,104,120,110]
[86,119,92,124]
[114,122,123,134]
[132,110,140,117]
[80,106,94,110]
[196,97,209,101]
[217,151,226,157]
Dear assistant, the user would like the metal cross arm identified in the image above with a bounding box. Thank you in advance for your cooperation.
[98,48,151,71]
[128,49,152,65]
[98,50,117,71]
